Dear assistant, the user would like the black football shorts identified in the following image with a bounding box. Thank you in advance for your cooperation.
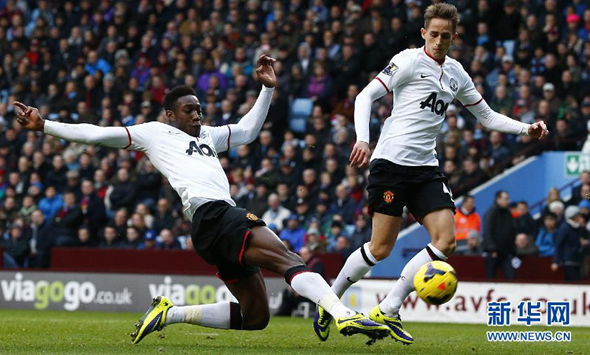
[367,159,456,220]
[191,200,266,282]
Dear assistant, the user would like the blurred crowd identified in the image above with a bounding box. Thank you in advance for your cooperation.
[454,172,590,281]
[1,0,590,270]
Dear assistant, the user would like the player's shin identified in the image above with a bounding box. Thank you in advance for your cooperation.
[286,265,355,318]
[331,242,378,298]
[379,243,447,316]
[165,302,243,329]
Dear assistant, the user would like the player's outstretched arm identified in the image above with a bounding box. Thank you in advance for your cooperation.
[14,101,131,148]
[466,100,548,140]
[225,55,276,147]
[350,80,388,168]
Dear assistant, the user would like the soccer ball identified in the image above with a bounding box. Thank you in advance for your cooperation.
[413,260,458,305]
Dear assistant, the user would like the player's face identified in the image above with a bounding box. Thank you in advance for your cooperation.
[167,95,203,137]
[421,18,457,61]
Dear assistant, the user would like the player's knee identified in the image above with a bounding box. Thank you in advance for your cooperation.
[242,310,270,330]
[286,250,304,266]
[369,242,392,261]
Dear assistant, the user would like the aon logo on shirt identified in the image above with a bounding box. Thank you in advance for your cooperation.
[419,92,449,116]
[185,141,218,157]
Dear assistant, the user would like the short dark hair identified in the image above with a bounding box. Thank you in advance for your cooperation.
[424,3,460,32]
[163,85,197,111]
[495,190,507,200]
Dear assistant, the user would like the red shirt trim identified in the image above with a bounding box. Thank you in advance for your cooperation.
[464,98,484,107]
[227,125,232,151]
[423,47,445,65]
[123,127,132,149]
[375,77,391,92]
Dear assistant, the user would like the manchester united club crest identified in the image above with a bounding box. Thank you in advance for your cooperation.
[449,78,458,92]
[246,213,259,221]
[383,191,395,204]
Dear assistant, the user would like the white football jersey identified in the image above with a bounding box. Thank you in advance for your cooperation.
[126,121,235,219]
[372,47,483,166]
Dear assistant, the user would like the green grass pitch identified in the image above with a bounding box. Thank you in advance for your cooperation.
[0,309,588,354]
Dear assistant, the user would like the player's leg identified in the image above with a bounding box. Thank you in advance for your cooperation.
[243,226,390,343]
[331,212,402,297]
[165,271,270,330]
[378,209,456,317]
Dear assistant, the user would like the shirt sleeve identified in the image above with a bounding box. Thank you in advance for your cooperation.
[373,50,415,93]
[44,120,133,149]
[455,66,484,107]
[208,125,232,153]
[125,122,159,152]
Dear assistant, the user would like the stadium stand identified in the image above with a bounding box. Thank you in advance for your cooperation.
[0,0,589,280]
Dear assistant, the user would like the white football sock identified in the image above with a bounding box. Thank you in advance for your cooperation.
[331,243,378,297]
[379,243,447,316]
[165,302,233,329]
[290,271,356,318]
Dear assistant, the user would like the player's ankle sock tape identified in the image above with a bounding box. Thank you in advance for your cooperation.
[284,265,310,285]
[229,302,243,330]
[361,242,378,266]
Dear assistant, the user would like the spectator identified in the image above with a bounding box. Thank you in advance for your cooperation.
[76,226,95,248]
[152,198,175,234]
[52,191,83,247]
[80,179,107,240]
[454,195,481,243]
[279,214,305,253]
[2,225,30,267]
[515,233,539,256]
[157,228,182,250]
[109,168,137,212]
[513,201,538,237]
[329,235,354,260]
[552,206,589,281]
[99,225,119,248]
[329,184,358,225]
[455,230,483,256]
[119,226,143,249]
[535,212,558,257]
[349,214,371,250]
[483,191,516,279]
[262,193,292,229]
[28,209,53,267]
[135,161,162,207]
[37,185,63,220]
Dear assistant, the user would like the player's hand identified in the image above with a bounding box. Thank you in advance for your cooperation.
[13,101,44,131]
[550,262,559,272]
[255,55,277,88]
[349,141,371,168]
[528,121,548,139]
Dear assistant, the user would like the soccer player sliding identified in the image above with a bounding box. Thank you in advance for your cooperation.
[313,3,548,344]
[14,55,390,345]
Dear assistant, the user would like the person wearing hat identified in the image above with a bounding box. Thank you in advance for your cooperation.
[551,205,589,281]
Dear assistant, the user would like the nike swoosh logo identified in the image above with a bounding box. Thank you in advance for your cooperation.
[420,74,431,78]
[346,277,355,283]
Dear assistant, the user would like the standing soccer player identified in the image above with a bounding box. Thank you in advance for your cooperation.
[313,3,548,344]
[14,55,390,344]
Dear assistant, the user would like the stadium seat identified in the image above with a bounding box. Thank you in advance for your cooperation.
[289,98,313,134]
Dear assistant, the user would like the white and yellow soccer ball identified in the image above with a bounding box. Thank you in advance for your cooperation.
[413,260,458,305]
